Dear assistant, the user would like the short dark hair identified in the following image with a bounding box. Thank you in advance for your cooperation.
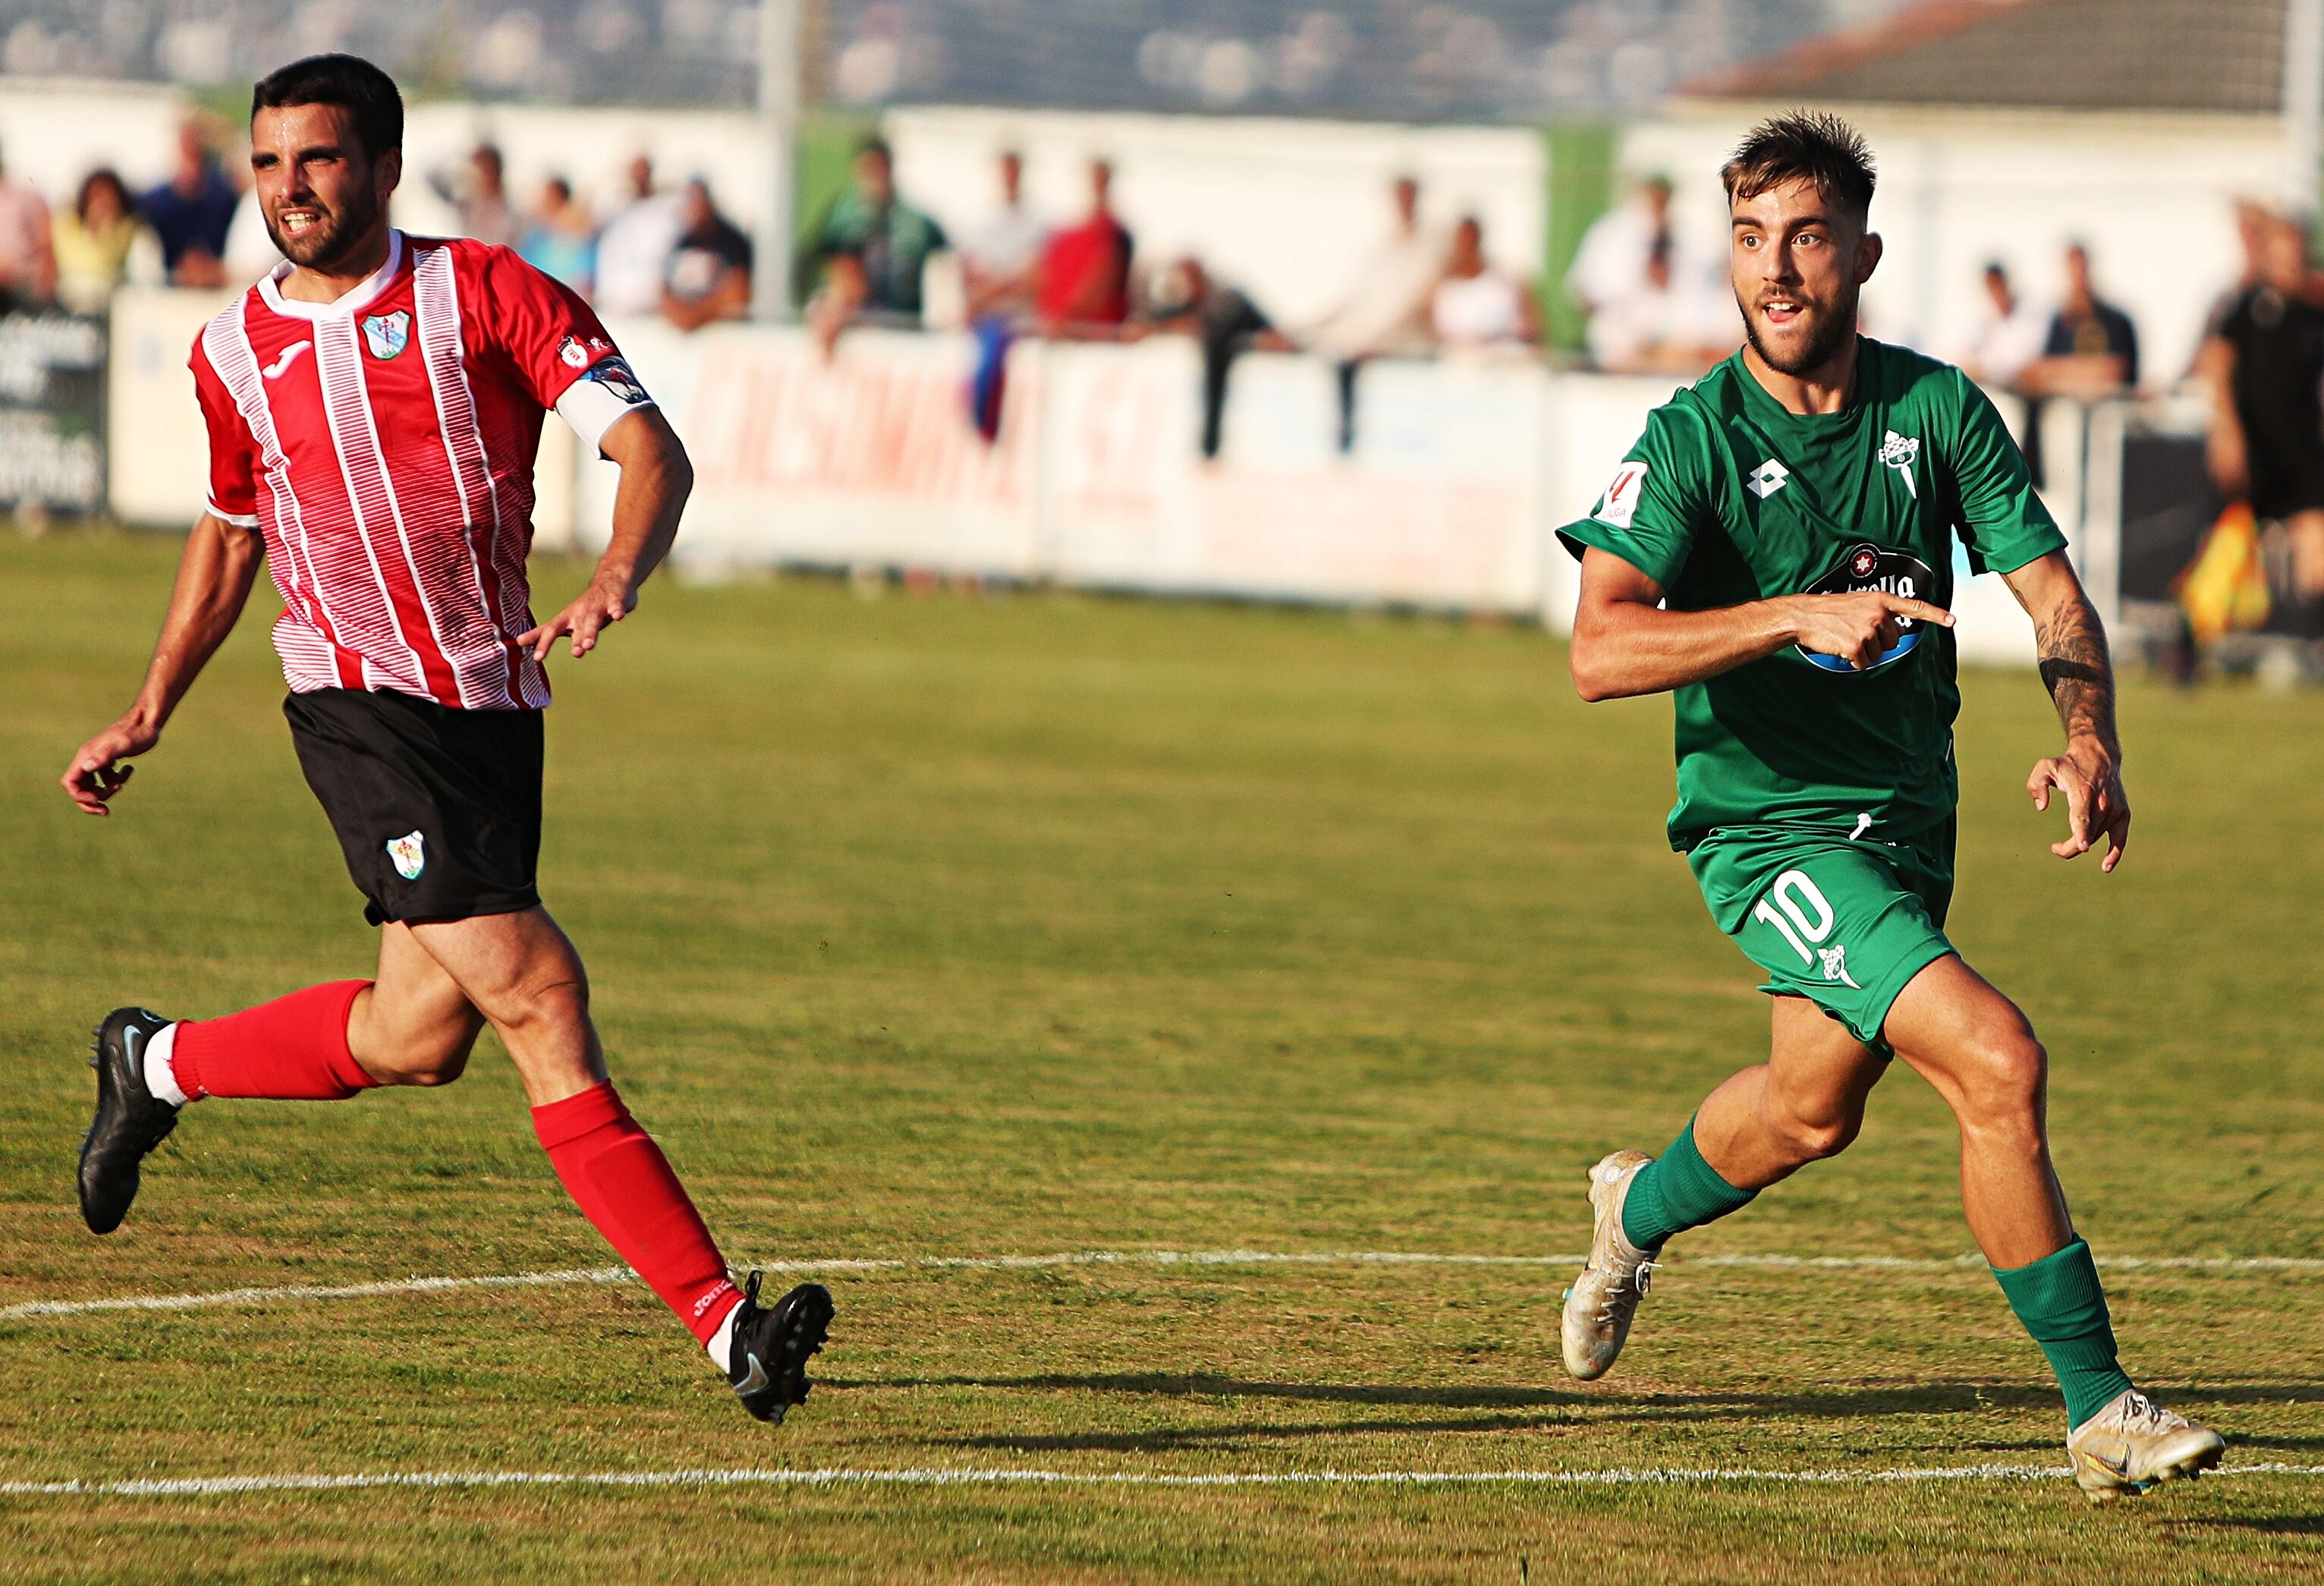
[251,54,403,162]
[857,137,893,165]
[1721,111,1875,222]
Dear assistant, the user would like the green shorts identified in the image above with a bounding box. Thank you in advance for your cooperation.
[1686,817,1958,1048]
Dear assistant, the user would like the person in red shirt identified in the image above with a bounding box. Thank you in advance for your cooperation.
[59,54,832,1424]
[1035,158,1134,336]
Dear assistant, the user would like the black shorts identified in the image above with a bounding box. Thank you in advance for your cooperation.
[2247,442,2324,523]
[284,688,544,927]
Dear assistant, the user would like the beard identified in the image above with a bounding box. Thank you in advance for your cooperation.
[1739,286,1859,376]
[265,184,382,272]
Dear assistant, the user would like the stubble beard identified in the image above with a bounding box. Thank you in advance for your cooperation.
[1739,285,1859,377]
[266,187,382,273]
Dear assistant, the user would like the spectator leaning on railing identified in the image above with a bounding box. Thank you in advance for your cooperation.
[662,178,751,332]
[519,175,597,297]
[1310,174,1439,452]
[140,119,239,289]
[54,168,160,313]
[1428,214,1539,357]
[1136,255,1291,460]
[0,140,56,310]
[796,138,948,326]
[2017,241,2137,398]
[1036,159,1134,338]
[594,156,686,319]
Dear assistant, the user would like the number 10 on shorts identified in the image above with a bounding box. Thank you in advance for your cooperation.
[1753,870,1860,987]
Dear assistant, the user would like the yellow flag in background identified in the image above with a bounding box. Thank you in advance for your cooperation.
[2177,502,2272,645]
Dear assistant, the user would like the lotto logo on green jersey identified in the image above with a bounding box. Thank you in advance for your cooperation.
[1797,542,1939,673]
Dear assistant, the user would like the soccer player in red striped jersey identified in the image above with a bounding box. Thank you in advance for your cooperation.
[59,54,831,1424]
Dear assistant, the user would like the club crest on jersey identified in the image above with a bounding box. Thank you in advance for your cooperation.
[385,830,426,881]
[1797,541,1941,674]
[361,310,410,360]
[1880,430,1920,499]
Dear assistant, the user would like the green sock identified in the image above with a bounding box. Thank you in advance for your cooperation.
[1619,1118,1758,1251]
[1992,1238,2136,1430]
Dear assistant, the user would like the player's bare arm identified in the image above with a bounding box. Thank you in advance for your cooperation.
[2004,549,2129,870]
[1571,544,1953,701]
[520,406,693,662]
[61,511,263,815]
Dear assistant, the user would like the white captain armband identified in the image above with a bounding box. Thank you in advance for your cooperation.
[553,355,658,455]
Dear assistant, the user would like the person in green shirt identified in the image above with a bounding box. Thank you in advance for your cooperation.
[1555,112,2223,1503]
[796,137,948,323]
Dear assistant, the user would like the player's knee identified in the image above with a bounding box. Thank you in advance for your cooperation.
[1958,1029,2047,1129]
[1770,1101,1862,1163]
[370,1021,480,1087]
[499,965,590,1034]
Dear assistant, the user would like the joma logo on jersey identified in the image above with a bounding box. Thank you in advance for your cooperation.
[1796,541,1941,674]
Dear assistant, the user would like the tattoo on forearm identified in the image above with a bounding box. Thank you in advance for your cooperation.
[2033,596,2117,748]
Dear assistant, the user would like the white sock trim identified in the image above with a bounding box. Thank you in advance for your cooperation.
[143,1023,190,1108]
[706,1304,741,1375]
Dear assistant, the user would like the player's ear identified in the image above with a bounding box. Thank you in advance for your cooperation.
[1855,229,1882,285]
[375,147,403,203]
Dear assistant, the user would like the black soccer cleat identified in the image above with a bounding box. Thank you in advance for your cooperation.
[78,1007,181,1235]
[726,1270,835,1424]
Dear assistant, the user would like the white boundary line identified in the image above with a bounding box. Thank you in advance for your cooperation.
[6,1246,2322,1323]
[5,1462,2322,1499]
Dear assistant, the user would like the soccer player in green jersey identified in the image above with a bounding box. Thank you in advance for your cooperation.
[1555,112,2224,1502]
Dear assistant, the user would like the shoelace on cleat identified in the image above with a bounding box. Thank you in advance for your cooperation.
[1592,1258,1655,1324]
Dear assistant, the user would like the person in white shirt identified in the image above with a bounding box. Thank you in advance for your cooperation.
[1429,215,1539,357]
[1957,261,2046,389]
[1583,231,1739,375]
[1311,175,1441,451]
[961,150,1048,323]
[593,156,687,318]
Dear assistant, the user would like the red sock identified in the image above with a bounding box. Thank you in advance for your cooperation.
[530,1082,741,1345]
[170,980,378,1100]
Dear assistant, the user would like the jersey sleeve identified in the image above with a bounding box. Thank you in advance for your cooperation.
[469,244,658,455]
[188,340,259,528]
[1555,401,1712,590]
[1946,368,2067,576]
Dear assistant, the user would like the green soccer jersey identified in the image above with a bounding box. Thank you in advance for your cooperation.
[1559,337,2066,849]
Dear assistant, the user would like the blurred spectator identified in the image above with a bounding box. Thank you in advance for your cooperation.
[1957,261,2045,389]
[0,141,57,310]
[797,138,948,323]
[433,143,517,248]
[1584,230,1737,375]
[1311,175,1439,452]
[2198,208,2324,618]
[1429,216,1539,355]
[222,184,283,282]
[2020,242,2137,397]
[1036,159,1134,336]
[141,120,238,288]
[53,168,158,313]
[1567,174,1684,355]
[961,149,1048,323]
[595,156,687,319]
[662,178,752,332]
[1139,256,1291,459]
[519,176,597,296]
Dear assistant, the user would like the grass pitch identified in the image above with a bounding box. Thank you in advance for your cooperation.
[3,530,2323,1581]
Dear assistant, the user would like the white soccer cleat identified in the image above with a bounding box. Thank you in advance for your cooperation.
[1561,1149,1659,1381]
[2065,1388,2226,1503]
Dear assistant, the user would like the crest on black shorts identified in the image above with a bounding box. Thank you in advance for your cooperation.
[386,829,426,880]
[1796,542,1939,674]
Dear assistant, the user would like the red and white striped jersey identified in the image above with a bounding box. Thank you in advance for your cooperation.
[193,231,656,710]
